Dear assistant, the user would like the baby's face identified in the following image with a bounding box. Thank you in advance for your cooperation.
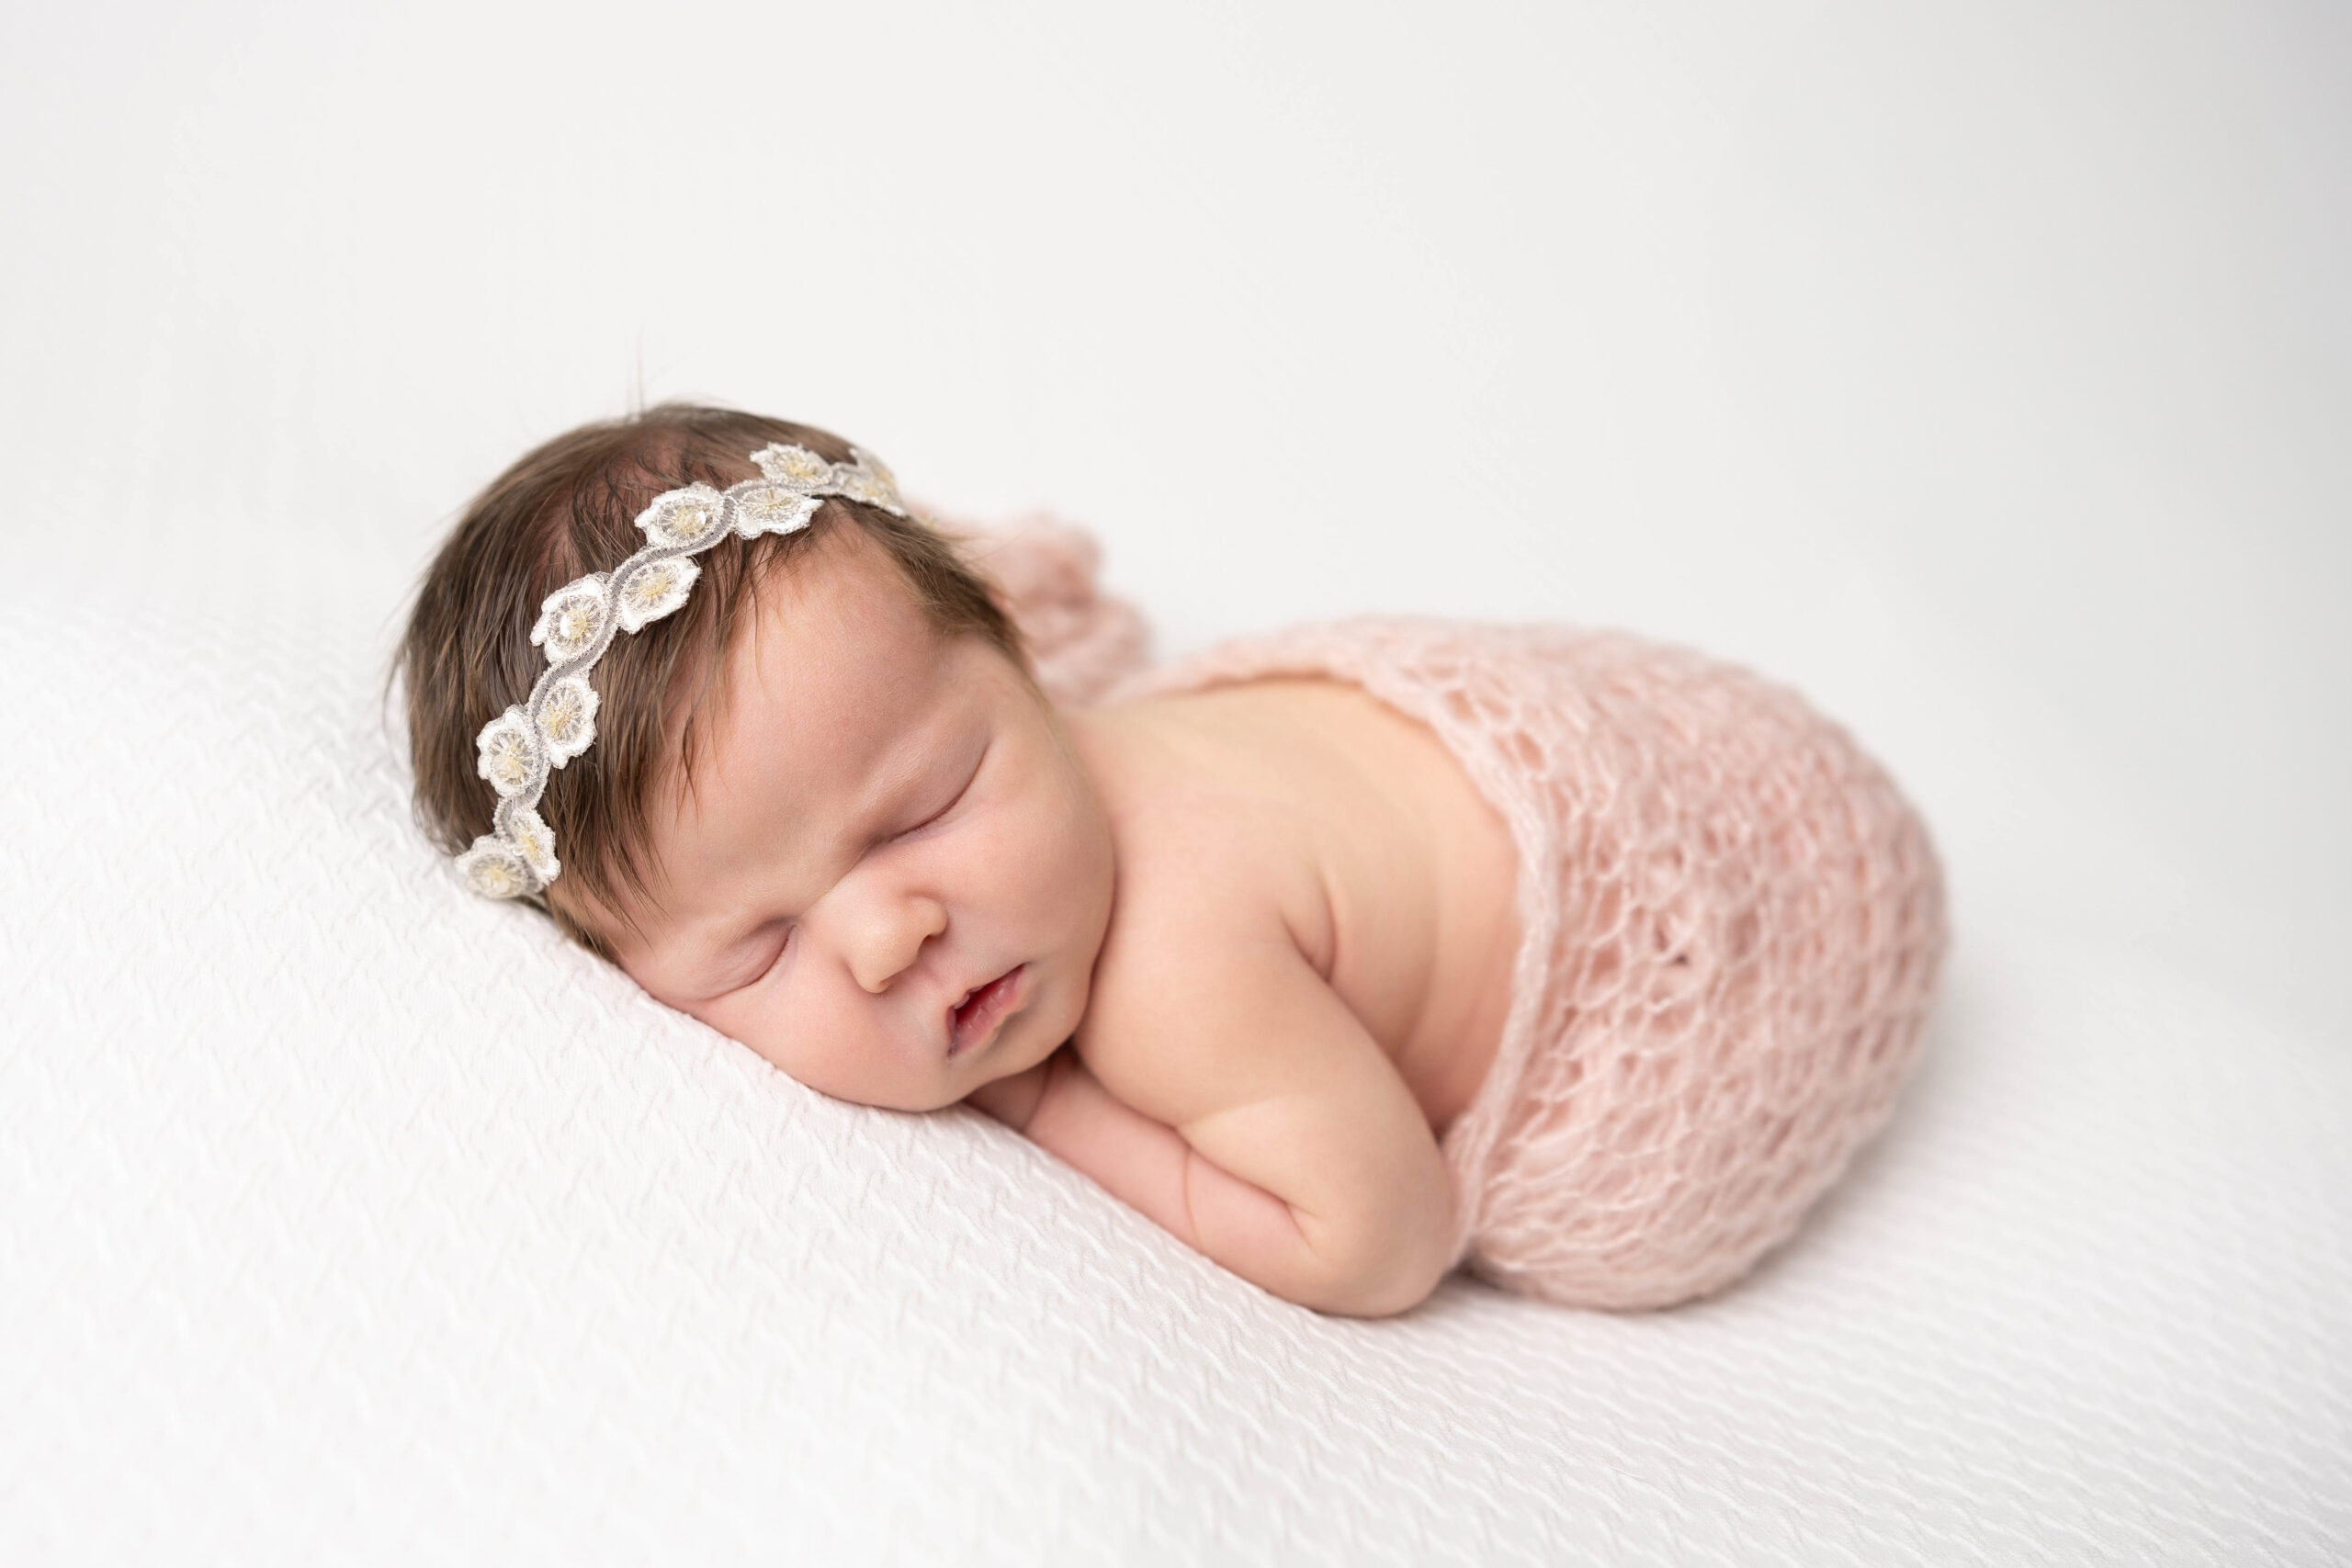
[595,528,1115,1112]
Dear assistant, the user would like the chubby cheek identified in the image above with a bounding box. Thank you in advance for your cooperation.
[753,983,922,1110]
[949,822,1081,991]
[941,709,1114,973]
[1019,778,1115,949]
[698,965,871,1108]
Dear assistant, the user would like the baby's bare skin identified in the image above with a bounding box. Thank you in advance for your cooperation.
[1002,682,1519,1312]
[588,527,1516,1316]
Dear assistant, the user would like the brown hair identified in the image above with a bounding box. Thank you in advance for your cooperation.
[395,403,1023,959]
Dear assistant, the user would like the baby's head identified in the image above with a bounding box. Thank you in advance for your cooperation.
[401,405,1114,1110]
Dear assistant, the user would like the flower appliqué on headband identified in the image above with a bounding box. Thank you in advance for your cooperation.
[457,837,536,900]
[476,706,540,797]
[732,482,820,537]
[504,807,560,882]
[616,557,699,632]
[752,443,832,489]
[838,447,907,515]
[636,484,729,549]
[537,676,599,765]
[531,575,612,663]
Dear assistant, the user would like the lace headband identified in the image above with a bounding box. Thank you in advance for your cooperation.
[457,442,910,902]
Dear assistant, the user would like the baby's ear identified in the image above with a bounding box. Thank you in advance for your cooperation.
[954,515,1152,706]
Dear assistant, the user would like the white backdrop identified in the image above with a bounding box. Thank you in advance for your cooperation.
[6,0,2346,1029]
[4,2,2348,1562]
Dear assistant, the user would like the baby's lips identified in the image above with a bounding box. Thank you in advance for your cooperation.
[947,964,1026,1057]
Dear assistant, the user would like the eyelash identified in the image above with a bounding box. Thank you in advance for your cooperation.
[893,797,956,840]
[890,747,985,843]
[746,924,794,987]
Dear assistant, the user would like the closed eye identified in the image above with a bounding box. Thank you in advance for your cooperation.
[889,741,988,843]
[741,924,795,988]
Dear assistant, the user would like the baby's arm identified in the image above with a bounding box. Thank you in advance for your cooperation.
[971,919,1457,1316]
[969,1053,1311,1285]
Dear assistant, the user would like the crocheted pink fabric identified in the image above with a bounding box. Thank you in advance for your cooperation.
[966,527,1947,1311]
[956,516,1150,706]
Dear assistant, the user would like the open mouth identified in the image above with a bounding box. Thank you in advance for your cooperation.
[948,964,1026,1057]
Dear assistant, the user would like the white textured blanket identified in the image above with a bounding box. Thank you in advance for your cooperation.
[3,592,2344,1562]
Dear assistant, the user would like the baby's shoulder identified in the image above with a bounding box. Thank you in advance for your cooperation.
[1089,779,1334,999]
[1069,719,1343,1100]
[1073,832,1349,1124]
[1072,696,1342,958]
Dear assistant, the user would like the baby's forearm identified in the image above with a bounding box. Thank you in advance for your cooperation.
[976,1051,1382,1312]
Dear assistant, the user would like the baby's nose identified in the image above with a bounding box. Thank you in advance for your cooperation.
[847,894,949,995]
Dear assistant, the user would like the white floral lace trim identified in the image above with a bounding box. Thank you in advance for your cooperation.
[457,444,910,901]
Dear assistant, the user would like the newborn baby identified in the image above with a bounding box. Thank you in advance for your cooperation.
[401,404,1946,1317]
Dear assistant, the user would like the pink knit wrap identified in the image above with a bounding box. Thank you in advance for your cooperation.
[974,529,1948,1311]
[957,517,1150,707]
